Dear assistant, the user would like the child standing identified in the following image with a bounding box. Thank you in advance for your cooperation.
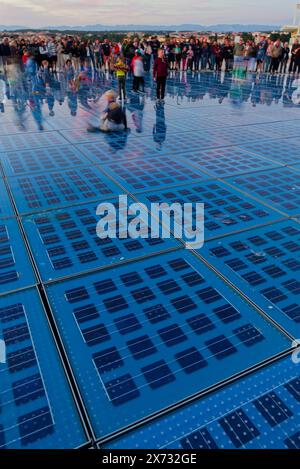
[114,54,128,101]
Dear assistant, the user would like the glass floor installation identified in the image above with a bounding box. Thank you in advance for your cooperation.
[0,69,299,449]
[106,355,300,449]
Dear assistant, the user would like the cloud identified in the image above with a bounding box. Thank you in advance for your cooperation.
[0,0,296,26]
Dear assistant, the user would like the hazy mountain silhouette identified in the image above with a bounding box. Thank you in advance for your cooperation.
[0,23,280,32]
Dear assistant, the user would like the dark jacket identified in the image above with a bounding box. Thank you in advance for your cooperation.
[153,57,168,78]
[0,43,11,57]
[281,47,290,61]
[107,106,127,128]
[222,45,234,59]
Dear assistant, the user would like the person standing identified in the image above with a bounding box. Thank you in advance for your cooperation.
[293,44,300,74]
[167,39,176,70]
[256,41,266,73]
[269,39,282,74]
[222,38,234,71]
[94,39,102,70]
[65,36,74,61]
[210,40,219,70]
[245,40,257,72]
[86,40,96,70]
[79,41,87,70]
[194,38,202,71]
[143,41,152,72]
[0,37,11,73]
[186,45,194,71]
[233,38,245,77]
[102,39,111,72]
[38,40,48,68]
[150,36,160,60]
[289,40,299,73]
[279,42,290,74]
[72,40,81,72]
[215,42,223,71]
[264,40,273,72]
[181,46,188,71]
[132,51,145,93]
[201,41,210,70]
[56,40,64,72]
[153,48,168,104]
[174,41,181,70]
[114,54,128,101]
[47,37,57,72]
[25,51,37,81]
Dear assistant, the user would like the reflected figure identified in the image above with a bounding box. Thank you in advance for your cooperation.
[251,78,261,107]
[269,74,284,104]
[128,93,145,133]
[0,72,6,112]
[283,74,298,107]
[10,72,28,127]
[291,78,300,105]
[230,78,244,108]
[29,92,43,130]
[103,126,130,152]
[153,103,167,149]
[67,82,78,116]
[0,67,298,136]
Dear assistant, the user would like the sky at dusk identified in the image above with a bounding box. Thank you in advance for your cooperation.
[0,0,297,27]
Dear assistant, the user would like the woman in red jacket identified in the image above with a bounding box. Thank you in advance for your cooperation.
[153,48,168,104]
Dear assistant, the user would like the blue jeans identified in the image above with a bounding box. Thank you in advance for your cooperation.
[264,55,271,72]
[201,57,208,70]
[210,54,216,70]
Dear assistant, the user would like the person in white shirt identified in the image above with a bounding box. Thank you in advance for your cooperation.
[132,51,145,93]
[47,38,57,72]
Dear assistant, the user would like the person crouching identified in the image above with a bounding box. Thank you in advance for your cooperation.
[100,101,128,132]
[87,90,128,132]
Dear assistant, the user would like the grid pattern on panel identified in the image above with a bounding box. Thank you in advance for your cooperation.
[0,70,299,449]
[238,140,300,166]
[22,200,181,281]
[1,146,90,177]
[136,181,280,241]
[8,167,121,214]
[229,168,300,216]
[0,289,87,449]
[106,357,300,449]
[202,220,300,337]
[0,132,68,152]
[0,178,14,219]
[46,251,288,439]
[178,147,280,177]
[101,158,208,193]
[0,218,36,294]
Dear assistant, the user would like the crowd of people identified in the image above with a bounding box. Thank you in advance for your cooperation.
[0,32,299,133]
[0,33,300,78]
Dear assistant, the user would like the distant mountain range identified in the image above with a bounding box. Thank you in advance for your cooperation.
[0,23,281,32]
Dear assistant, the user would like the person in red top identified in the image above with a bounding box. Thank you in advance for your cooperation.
[22,49,30,65]
[153,48,168,104]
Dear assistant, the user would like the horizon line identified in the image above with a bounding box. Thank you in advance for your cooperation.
[0,22,281,27]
